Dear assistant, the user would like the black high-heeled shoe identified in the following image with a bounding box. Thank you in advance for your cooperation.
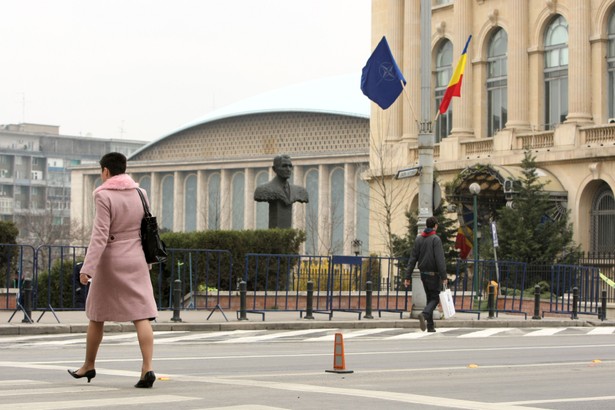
[67,369,96,383]
[134,371,156,388]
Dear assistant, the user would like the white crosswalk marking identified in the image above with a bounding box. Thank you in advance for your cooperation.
[0,326,612,348]
[217,328,330,343]
[0,386,117,397]
[153,330,259,344]
[0,395,198,410]
[458,328,511,338]
[524,328,567,337]
[305,328,394,342]
[587,327,615,335]
[385,328,458,339]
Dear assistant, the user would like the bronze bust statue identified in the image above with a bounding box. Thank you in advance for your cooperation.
[254,155,308,228]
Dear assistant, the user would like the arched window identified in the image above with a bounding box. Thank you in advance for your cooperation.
[184,174,197,232]
[161,175,174,231]
[208,173,221,230]
[544,15,569,130]
[138,176,151,197]
[330,168,345,254]
[487,28,508,137]
[608,11,615,119]
[435,40,453,142]
[355,169,369,253]
[591,183,615,253]
[231,172,245,230]
[305,169,319,255]
[255,171,269,229]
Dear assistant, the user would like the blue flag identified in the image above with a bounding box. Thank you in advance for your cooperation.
[360,36,406,110]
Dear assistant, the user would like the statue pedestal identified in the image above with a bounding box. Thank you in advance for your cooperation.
[268,200,292,228]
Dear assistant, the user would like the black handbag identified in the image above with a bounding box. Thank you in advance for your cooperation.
[136,188,168,264]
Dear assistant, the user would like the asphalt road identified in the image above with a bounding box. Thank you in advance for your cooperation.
[0,327,614,409]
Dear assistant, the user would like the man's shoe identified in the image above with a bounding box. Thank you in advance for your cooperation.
[418,313,427,331]
[427,327,436,333]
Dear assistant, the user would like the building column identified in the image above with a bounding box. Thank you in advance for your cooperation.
[292,165,306,231]
[150,172,162,219]
[506,0,530,130]
[173,171,184,232]
[566,1,593,124]
[318,164,330,255]
[386,0,404,142]
[83,174,96,232]
[344,163,356,255]
[450,0,474,138]
[402,0,421,142]
[220,169,231,230]
[196,170,207,231]
[244,167,255,229]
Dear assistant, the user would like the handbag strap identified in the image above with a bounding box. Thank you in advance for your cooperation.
[135,188,153,218]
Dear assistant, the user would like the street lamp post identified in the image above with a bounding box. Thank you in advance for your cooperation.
[351,239,362,291]
[469,183,481,300]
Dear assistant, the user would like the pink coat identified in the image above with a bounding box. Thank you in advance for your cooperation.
[81,173,158,322]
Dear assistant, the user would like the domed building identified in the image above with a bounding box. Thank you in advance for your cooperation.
[71,74,371,256]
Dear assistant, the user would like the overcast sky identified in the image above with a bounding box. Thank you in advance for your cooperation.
[0,0,371,142]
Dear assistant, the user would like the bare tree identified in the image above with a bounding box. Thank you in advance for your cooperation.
[16,206,72,247]
[363,129,414,257]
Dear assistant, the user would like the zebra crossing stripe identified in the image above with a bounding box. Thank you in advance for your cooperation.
[218,329,330,343]
[306,328,395,342]
[458,328,511,338]
[385,328,458,339]
[524,328,567,337]
[150,330,259,344]
[587,327,615,335]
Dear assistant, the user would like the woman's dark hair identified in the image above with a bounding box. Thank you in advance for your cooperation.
[99,152,127,176]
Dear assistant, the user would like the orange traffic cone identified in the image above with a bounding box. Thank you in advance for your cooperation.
[325,332,353,374]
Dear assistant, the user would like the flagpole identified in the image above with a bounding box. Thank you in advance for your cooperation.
[411,0,435,319]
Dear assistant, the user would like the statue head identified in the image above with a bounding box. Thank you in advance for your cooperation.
[272,155,293,181]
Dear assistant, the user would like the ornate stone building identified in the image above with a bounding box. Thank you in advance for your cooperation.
[71,75,371,255]
[368,0,615,256]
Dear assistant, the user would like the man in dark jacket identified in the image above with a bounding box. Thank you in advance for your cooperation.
[403,216,448,332]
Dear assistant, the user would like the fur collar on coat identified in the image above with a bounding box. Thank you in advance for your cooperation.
[94,173,139,193]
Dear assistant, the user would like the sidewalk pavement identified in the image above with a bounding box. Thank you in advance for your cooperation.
[1,308,613,335]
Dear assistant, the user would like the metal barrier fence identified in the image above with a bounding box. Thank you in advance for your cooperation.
[451,259,528,318]
[242,253,409,318]
[242,253,330,316]
[0,244,605,321]
[34,245,88,316]
[546,264,600,316]
[578,252,615,303]
[0,244,36,310]
[157,248,233,312]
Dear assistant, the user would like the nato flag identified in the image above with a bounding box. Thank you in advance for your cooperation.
[360,36,406,110]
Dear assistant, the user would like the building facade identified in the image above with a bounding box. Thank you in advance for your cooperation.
[368,0,615,256]
[0,123,144,243]
[71,75,372,256]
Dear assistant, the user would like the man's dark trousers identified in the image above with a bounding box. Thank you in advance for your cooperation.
[421,273,441,329]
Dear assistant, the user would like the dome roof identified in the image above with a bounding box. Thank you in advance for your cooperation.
[130,73,369,159]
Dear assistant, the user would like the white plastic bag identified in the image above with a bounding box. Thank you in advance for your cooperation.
[439,288,456,319]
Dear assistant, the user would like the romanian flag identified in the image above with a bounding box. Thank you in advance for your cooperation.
[438,35,472,115]
[454,226,473,260]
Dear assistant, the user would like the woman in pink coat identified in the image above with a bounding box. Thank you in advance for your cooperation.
[68,152,158,388]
